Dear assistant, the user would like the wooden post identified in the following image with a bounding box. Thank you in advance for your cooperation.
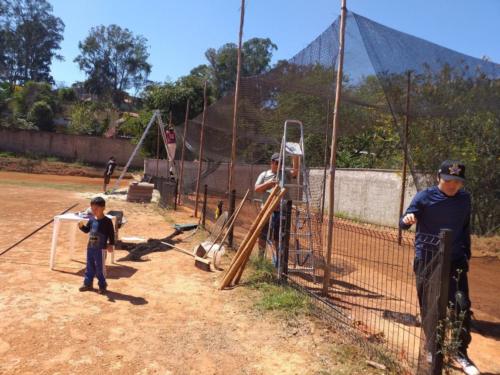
[398,71,411,245]
[173,180,178,211]
[431,229,452,375]
[202,184,208,228]
[194,82,208,218]
[178,99,190,205]
[322,0,347,297]
[320,99,331,222]
[228,0,245,195]
[228,189,236,248]
[155,114,161,177]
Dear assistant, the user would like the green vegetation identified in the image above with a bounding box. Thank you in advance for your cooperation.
[246,256,312,317]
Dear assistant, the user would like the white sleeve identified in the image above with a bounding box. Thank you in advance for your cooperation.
[255,171,266,188]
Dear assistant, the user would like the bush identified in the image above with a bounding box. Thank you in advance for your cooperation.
[12,81,55,116]
[68,102,105,136]
[57,87,76,102]
[27,101,53,131]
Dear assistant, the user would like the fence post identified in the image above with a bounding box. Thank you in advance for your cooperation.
[173,180,178,211]
[228,189,236,248]
[279,200,292,280]
[202,184,208,228]
[431,229,452,375]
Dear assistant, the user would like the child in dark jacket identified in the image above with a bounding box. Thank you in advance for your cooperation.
[78,196,115,294]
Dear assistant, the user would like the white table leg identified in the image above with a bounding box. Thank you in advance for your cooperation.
[49,218,61,270]
[69,222,77,260]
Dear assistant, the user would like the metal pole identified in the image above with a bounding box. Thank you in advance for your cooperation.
[322,0,347,297]
[228,0,245,195]
[194,82,208,218]
[398,72,411,245]
[279,200,292,280]
[173,180,178,211]
[321,99,331,222]
[155,115,160,177]
[178,99,190,205]
[431,229,452,375]
[112,110,158,192]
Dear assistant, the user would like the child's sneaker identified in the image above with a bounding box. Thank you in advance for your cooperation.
[454,354,480,375]
[79,284,93,292]
[98,287,107,295]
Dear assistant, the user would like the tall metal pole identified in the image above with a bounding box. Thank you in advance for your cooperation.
[228,0,245,195]
[194,82,208,218]
[155,115,160,177]
[322,0,347,296]
[398,72,411,245]
[178,99,190,205]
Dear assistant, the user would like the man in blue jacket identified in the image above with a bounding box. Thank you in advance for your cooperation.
[400,160,479,375]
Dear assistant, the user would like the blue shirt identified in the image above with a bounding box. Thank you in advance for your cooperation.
[399,186,471,261]
[79,216,115,251]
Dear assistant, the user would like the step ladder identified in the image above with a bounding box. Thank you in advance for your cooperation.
[277,120,316,282]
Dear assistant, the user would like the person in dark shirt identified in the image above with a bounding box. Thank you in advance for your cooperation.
[400,160,479,375]
[103,156,117,193]
[78,196,115,294]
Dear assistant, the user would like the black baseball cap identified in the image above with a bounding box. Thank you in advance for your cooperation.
[438,160,465,182]
[271,153,280,162]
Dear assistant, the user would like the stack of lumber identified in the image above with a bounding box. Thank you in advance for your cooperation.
[219,186,286,289]
[127,182,154,203]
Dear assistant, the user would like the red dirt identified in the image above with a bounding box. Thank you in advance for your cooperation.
[0,171,383,375]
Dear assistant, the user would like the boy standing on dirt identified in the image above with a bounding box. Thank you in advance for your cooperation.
[400,160,479,375]
[103,156,117,192]
[78,197,115,294]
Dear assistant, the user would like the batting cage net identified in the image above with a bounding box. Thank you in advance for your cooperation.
[160,9,499,373]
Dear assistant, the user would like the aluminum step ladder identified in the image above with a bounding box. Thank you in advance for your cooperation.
[277,120,316,282]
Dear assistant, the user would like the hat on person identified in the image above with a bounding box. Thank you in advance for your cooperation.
[438,160,466,182]
[271,153,280,162]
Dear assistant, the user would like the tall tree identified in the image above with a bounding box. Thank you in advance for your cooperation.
[205,37,277,98]
[74,24,151,106]
[0,0,64,85]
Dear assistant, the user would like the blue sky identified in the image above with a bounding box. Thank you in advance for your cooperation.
[50,0,500,87]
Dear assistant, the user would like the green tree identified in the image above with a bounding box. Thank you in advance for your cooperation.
[27,100,53,131]
[11,81,55,116]
[68,102,105,136]
[75,24,151,106]
[205,37,277,98]
[0,0,64,85]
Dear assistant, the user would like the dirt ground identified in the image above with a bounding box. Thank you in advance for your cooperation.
[182,192,500,374]
[0,171,391,375]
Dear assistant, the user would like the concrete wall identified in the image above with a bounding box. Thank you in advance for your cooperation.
[145,159,420,228]
[0,128,143,168]
[309,169,418,227]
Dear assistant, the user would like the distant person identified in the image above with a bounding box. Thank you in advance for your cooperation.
[165,126,176,178]
[103,156,117,192]
[254,152,298,262]
[400,160,479,375]
[78,196,115,295]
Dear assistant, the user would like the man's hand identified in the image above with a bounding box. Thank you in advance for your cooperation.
[402,213,417,226]
[78,221,85,229]
[107,245,114,253]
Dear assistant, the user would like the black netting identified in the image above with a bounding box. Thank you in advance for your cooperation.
[172,9,499,372]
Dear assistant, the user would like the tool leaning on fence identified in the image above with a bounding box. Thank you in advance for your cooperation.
[219,186,286,289]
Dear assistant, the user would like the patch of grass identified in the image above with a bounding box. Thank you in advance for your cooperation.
[246,256,312,317]
[0,151,16,158]
[0,178,97,192]
[45,156,60,163]
[255,283,312,316]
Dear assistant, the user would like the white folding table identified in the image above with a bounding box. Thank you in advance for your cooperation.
[49,213,116,270]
